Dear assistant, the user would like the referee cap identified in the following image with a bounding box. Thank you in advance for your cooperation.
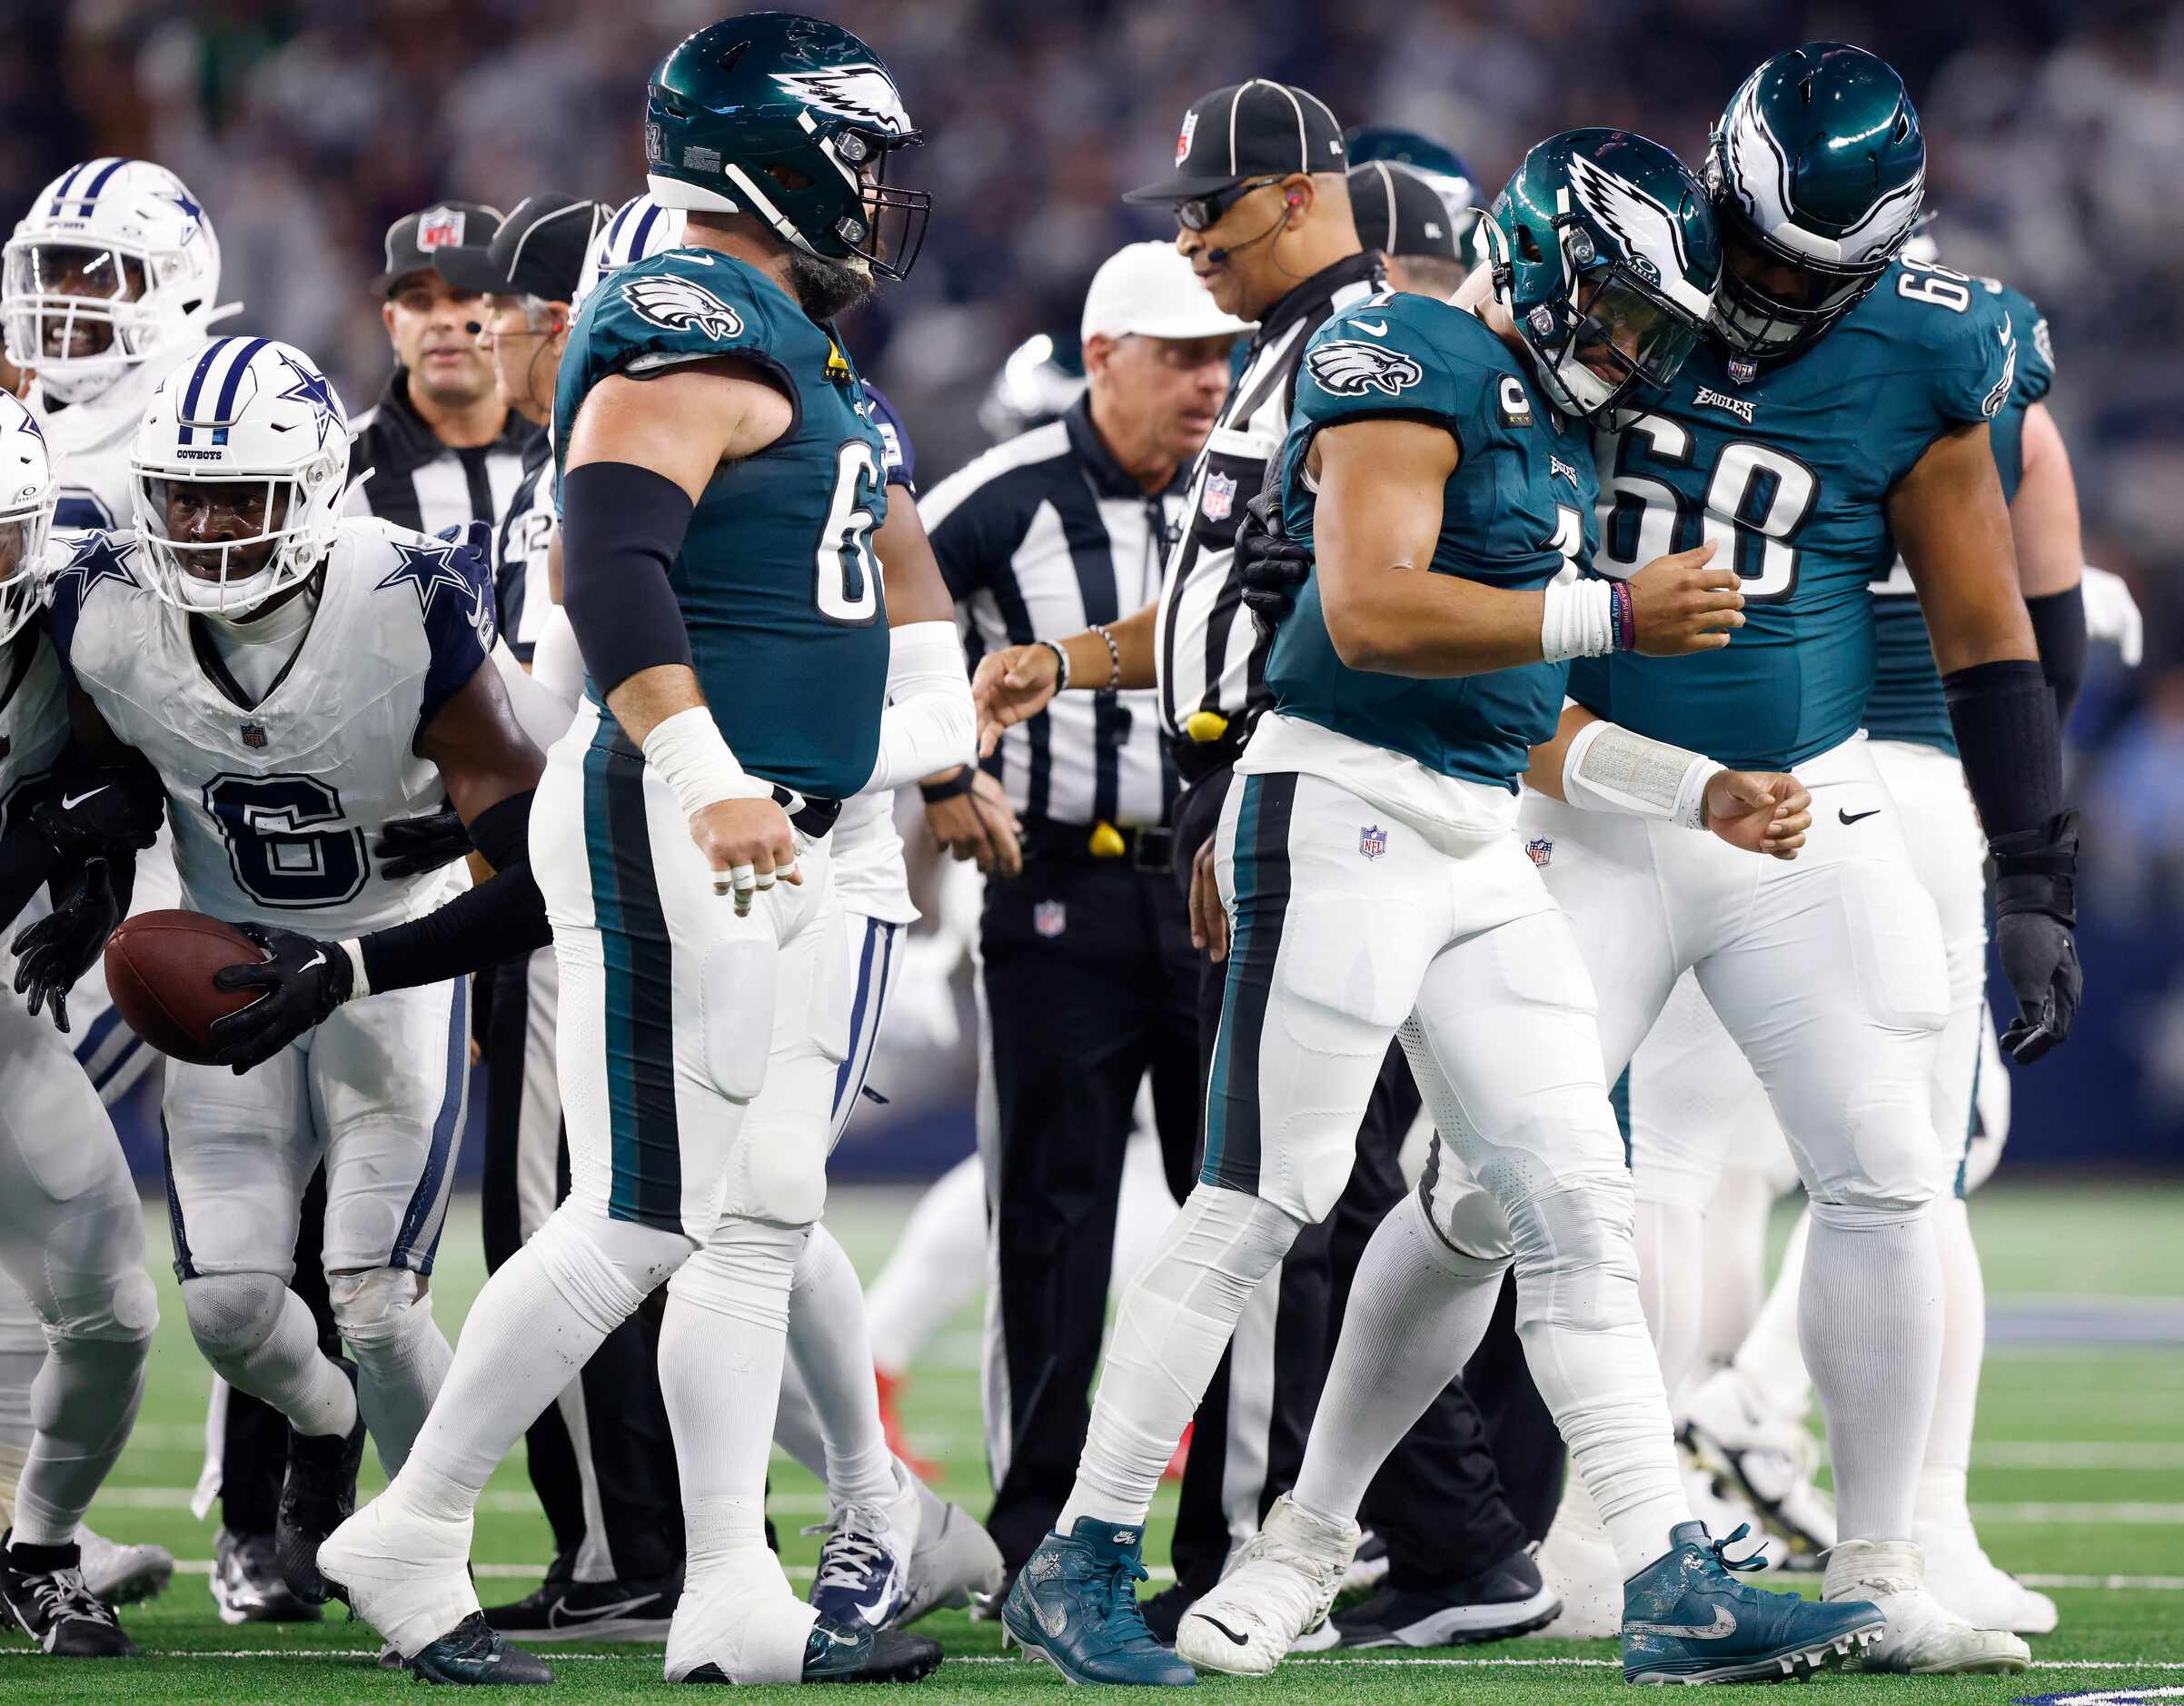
[1348,161,1460,262]
[433,193,612,302]
[1081,241,1255,344]
[373,202,501,295]
[1123,80,1345,204]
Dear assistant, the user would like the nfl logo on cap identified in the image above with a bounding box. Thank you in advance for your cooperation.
[1175,109,1198,167]
[417,206,465,251]
[1201,470,1237,523]
[1034,900,1067,938]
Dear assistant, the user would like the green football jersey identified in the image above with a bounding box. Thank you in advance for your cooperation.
[555,247,890,800]
[1270,291,1595,791]
[1572,257,2017,770]
[1864,266,2055,754]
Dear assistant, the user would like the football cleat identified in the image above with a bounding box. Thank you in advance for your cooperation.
[894,1483,1005,1628]
[1176,1494,1356,1676]
[1000,1518,1196,1686]
[808,1462,919,1629]
[274,1354,365,1606]
[209,1526,320,1624]
[481,1573,679,1643]
[1293,1545,1560,1651]
[74,1524,174,1608]
[1,1534,137,1656]
[1341,1528,1390,1596]
[407,1611,554,1685]
[1824,1538,2031,1674]
[1528,1501,1623,1639]
[1623,1522,1882,1684]
[677,1617,943,1684]
[1915,1526,2058,1635]
[317,1493,481,1666]
[1681,1369,1836,1569]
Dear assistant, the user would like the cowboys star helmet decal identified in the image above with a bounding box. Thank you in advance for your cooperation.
[769,65,911,135]
[1306,339,1425,398]
[1566,153,1692,285]
[621,274,746,342]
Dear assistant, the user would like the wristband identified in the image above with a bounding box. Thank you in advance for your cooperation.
[1090,623,1123,691]
[641,706,769,818]
[1609,580,1636,652]
[1539,578,1616,664]
[1562,719,1725,830]
[1039,638,1071,692]
[338,937,372,1001]
[919,767,977,805]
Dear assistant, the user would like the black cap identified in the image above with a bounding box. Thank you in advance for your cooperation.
[434,193,611,303]
[1123,80,1345,204]
[372,202,501,295]
[1348,161,1460,262]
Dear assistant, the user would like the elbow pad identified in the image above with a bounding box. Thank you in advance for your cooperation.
[865,620,975,795]
[560,461,696,695]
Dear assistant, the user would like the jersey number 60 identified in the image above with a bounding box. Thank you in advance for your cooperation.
[814,440,887,625]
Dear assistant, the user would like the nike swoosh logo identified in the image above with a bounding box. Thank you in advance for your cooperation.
[1197,1615,1251,1647]
[301,951,326,971]
[1626,1605,1738,1640]
[1033,1600,1068,1639]
[1353,319,1388,335]
[547,1592,660,1627]
[59,787,109,810]
[1838,808,1881,826]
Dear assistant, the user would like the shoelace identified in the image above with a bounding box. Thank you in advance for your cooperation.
[1096,1550,1158,1641]
[809,1512,891,1596]
[1707,1524,1770,1578]
[27,1567,117,1627]
[1247,1528,1346,1599]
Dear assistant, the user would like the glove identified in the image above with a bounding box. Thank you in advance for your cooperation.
[32,760,164,866]
[1234,491,1312,640]
[374,806,473,878]
[2080,565,2143,669]
[1989,808,2082,1065]
[9,857,123,1033]
[205,921,355,1074]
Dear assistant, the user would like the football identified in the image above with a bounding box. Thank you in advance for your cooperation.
[103,910,266,1066]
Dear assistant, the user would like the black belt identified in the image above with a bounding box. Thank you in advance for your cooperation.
[771,785,842,839]
[1168,714,1254,782]
[1020,817,1174,872]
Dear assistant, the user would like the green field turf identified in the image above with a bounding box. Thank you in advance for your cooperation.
[4,1178,2179,1702]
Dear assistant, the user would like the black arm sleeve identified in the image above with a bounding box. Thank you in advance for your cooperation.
[1942,658,2064,842]
[560,461,697,697]
[2024,584,2088,728]
[0,783,61,931]
[355,790,550,993]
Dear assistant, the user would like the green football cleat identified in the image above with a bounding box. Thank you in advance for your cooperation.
[407,1612,554,1685]
[1001,1519,1196,1686]
[1622,1522,1883,1684]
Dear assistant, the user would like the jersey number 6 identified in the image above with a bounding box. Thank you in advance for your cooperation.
[204,772,370,909]
[815,439,886,625]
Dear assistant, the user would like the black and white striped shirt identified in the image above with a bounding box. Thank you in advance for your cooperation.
[343,369,539,543]
[1153,251,1384,760]
[492,434,556,663]
[924,397,1183,829]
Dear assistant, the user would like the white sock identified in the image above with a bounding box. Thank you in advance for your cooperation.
[864,1155,986,1380]
[0,1343,42,1528]
[188,1280,357,1440]
[1732,1205,1813,1418]
[1799,1206,1941,1542]
[784,1225,897,1511]
[1291,1191,1504,1525]
[1693,1168,1780,1385]
[13,1335,148,1546]
[1634,1198,1705,1403]
[337,1282,455,1481]
[394,1210,677,1522]
[1916,1195,1984,1537]
[1059,1185,1299,1532]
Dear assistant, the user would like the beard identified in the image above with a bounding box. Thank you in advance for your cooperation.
[786,250,877,321]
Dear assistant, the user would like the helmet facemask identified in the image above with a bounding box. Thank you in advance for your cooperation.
[0,396,55,645]
[1705,197,1897,361]
[134,454,342,617]
[3,238,202,404]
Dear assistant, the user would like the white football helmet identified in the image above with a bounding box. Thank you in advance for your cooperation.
[130,335,350,615]
[0,392,56,645]
[572,193,688,311]
[4,159,224,406]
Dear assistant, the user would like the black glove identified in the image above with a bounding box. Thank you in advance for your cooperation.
[373,806,473,878]
[1234,491,1312,640]
[32,758,164,866]
[205,921,355,1074]
[9,857,123,1033]
[1989,808,2082,1065]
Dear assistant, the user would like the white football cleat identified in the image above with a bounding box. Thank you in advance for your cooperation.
[1916,1526,2059,1636]
[1682,1367,1835,1568]
[1175,1494,1358,1677]
[314,1493,479,1661]
[1527,1510,1622,1640]
[1824,1538,2030,1673]
[75,1524,174,1606]
[896,1478,1004,1628]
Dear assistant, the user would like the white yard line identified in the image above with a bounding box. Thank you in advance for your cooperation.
[1972,1501,2184,1523]
[8,1651,2184,1670]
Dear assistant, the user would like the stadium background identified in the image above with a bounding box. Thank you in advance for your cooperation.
[5,0,2183,1178]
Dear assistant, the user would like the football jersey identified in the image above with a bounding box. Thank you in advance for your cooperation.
[1574,258,2017,771]
[1863,268,2054,755]
[1268,291,1593,790]
[47,519,493,937]
[0,632,72,926]
[555,248,889,802]
[30,347,206,531]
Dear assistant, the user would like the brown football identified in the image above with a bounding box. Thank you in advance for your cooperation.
[103,910,266,1066]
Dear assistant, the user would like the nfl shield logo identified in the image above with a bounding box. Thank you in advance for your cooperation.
[1202,471,1237,523]
[1525,836,1553,868]
[1358,824,1387,860]
[1727,356,1758,385]
[240,720,268,749]
[1034,900,1067,938]
[417,207,465,252]
[1175,109,1199,167]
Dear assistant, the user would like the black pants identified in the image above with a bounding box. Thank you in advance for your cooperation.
[980,854,1202,1572]
[480,950,682,1585]
[219,1170,337,1535]
[1166,763,1562,1592]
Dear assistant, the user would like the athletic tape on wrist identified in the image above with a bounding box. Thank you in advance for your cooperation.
[642,707,769,818]
[1540,578,1616,664]
[1563,719,1725,830]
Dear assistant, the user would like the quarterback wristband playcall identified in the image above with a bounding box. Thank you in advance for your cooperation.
[559,460,698,695]
[1562,719,1725,832]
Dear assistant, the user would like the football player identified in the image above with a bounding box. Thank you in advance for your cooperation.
[32,336,551,1632]
[1504,46,2066,1673]
[0,391,164,1658]
[314,15,948,1686]
[1003,128,1881,1688]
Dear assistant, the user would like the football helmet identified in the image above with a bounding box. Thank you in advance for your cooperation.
[1705,44,1925,360]
[4,159,224,406]
[130,336,350,615]
[0,392,56,645]
[1482,128,1722,419]
[573,193,689,310]
[642,12,929,282]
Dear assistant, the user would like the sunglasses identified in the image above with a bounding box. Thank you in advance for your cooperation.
[1176,175,1286,233]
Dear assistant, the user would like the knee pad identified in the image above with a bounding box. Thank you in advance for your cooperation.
[32,1184,157,1345]
[329,1267,438,1364]
[1131,1185,1301,1315]
[1415,1138,1517,1273]
[669,1219,809,1331]
[1805,1096,1939,1225]
[46,1270,157,1348]
[1506,1174,1645,1338]
[181,1272,291,1368]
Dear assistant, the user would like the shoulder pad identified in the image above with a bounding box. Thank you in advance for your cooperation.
[584,251,805,380]
[1298,294,1520,426]
[43,530,148,663]
[368,522,496,734]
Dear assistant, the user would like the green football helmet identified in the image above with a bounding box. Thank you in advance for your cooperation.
[1705,43,1924,360]
[1481,128,1721,419]
[643,12,929,282]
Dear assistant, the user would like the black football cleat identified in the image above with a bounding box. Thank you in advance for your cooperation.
[679,1616,942,1684]
[275,1355,366,1606]
[408,1611,555,1685]
[483,1572,679,1642]
[1,1534,138,1656]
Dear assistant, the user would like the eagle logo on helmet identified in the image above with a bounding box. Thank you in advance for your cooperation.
[1305,339,1424,399]
[1565,153,1692,285]
[769,65,911,136]
[621,275,747,342]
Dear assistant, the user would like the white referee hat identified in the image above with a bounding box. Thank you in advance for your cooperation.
[1080,241,1254,345]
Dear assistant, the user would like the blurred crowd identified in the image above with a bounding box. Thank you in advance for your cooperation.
[5,0,2183,914]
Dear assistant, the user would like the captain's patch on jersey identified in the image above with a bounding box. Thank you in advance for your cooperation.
[622,274,747,342]
[1306,340,1424,399]
[1495,374,1534,427]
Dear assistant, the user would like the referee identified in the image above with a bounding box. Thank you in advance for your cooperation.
[919,240,1247,1579]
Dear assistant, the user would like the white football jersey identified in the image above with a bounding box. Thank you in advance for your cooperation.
[49,517,496,937]
[27,344,206,531]
[0,635,70,871]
